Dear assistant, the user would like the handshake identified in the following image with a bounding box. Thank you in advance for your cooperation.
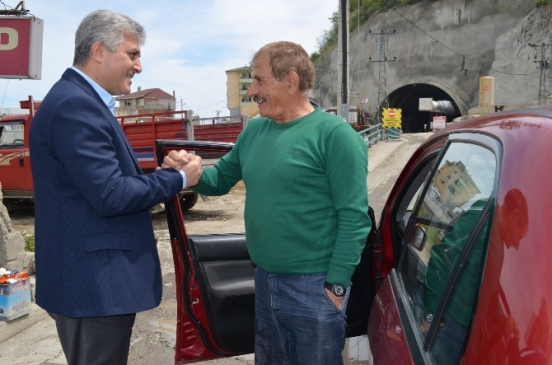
[161,150,203,188]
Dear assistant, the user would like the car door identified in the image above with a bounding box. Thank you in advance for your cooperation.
[155,140,377,364]
[368,133,501,365]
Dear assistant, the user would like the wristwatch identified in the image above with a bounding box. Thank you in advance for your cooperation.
[324,282,346,297]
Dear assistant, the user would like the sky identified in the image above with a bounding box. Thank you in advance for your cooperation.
[0,0,337,117]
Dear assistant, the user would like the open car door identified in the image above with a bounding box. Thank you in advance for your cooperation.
[155,140,377,364]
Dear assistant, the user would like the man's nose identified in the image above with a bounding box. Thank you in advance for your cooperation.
[246,83,256,97]
[134,59,142,74]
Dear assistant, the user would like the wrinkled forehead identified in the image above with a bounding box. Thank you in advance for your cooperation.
[251,56,272,76]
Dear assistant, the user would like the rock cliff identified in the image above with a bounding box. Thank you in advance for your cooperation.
[315,0,550,131]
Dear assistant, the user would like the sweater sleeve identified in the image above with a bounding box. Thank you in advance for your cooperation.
[192,133,244,196]
[324,123,372,286]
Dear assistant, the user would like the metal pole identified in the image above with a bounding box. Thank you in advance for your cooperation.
[338,0,349,119]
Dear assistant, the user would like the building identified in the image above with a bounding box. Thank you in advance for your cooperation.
[434,160,480,209]
[115,87,176,116]
[226,66,259,119]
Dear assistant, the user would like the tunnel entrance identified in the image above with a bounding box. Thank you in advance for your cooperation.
[385,83,463,133]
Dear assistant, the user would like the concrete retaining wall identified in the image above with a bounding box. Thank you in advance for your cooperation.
[316,0,547,115]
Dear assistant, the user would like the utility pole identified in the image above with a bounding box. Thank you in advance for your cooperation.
[529,41,552,105]
[337,0,349,120]
[369,30,396,123]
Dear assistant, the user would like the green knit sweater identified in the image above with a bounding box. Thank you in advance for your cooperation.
[192,108,371,286]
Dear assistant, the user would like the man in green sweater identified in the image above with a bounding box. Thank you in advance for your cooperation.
[166,41,371,364]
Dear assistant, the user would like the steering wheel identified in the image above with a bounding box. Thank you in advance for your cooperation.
[12,139,24,145]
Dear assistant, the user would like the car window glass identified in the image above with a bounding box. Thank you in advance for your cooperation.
[398,142,496,364]
[0,122,25,147]
[396,156,439,230]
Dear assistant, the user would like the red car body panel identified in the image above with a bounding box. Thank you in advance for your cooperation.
[368,274,415,364]
[371,107,552,364]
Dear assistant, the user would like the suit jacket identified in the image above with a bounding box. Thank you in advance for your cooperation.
[29,68,183,317]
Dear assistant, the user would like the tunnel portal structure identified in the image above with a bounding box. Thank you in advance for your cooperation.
[386,83,466,133]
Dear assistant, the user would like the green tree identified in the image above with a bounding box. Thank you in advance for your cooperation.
[311,0,438,61]
[311,11,339,63]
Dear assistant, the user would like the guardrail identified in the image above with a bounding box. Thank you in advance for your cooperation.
[385,127,402,141]
[357,124,382,147]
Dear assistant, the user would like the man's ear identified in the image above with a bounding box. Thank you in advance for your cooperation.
[90,41,105,62]
[287,71,300,94]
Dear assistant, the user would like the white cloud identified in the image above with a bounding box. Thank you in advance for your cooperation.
[0,0,337,117]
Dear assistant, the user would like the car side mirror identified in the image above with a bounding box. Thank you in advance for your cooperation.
[412,225,427,251]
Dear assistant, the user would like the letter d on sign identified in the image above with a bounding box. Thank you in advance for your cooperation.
[0,27,18,51]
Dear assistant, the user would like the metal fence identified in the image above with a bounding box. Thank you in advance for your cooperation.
[357,124,383,148]
[385,127,402,141]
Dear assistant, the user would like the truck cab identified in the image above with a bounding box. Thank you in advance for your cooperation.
[0,100,35,203]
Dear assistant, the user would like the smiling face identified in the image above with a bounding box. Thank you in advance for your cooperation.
[97,33,142,96]
[247,56,291,122]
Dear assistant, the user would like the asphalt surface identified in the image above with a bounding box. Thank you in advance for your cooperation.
[0,132,432,365]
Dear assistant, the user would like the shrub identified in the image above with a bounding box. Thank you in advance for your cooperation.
[24,235,35,252]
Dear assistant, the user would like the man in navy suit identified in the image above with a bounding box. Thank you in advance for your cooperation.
[29,9,202,365]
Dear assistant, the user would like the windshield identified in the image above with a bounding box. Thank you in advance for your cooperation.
[0,121,25,147]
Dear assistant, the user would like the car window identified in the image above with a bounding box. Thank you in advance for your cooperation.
[0,121,25,147]
[397,141,497,364]
[392,152,441,240]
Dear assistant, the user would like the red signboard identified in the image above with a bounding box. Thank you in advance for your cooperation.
[0,17,43,79]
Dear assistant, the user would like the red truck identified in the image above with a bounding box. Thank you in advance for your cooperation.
[0,96,246,211]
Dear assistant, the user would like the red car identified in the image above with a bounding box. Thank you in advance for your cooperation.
[156,105,552,364]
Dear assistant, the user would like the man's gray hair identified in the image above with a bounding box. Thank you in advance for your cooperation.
[73,9,146,66]
[251,41,315,92]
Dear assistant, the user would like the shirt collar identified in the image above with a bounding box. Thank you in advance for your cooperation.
[71,66,116,115]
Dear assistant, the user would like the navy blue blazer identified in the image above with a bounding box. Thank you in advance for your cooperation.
[29,68,183,317]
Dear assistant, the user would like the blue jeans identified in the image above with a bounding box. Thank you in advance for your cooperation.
[254,267,350,365]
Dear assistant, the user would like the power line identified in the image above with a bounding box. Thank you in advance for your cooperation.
[0,80,9,111]
[390,7,530,76]
[186,97,228,112]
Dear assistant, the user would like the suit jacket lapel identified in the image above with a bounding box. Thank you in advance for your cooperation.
[108,114,143,174]
[62,69,143,174]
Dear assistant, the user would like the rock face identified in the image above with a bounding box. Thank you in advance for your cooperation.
[315,0,550,131]
[0,184,33,273]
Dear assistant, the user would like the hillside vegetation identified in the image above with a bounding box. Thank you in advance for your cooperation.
[310,0,544,63]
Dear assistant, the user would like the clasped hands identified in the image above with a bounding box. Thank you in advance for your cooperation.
[162,150,203,187]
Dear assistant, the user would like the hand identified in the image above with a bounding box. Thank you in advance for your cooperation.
[162,149,194,169]
[324,288,345,310]
[160,149,203,187]
[181,155,203,187]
